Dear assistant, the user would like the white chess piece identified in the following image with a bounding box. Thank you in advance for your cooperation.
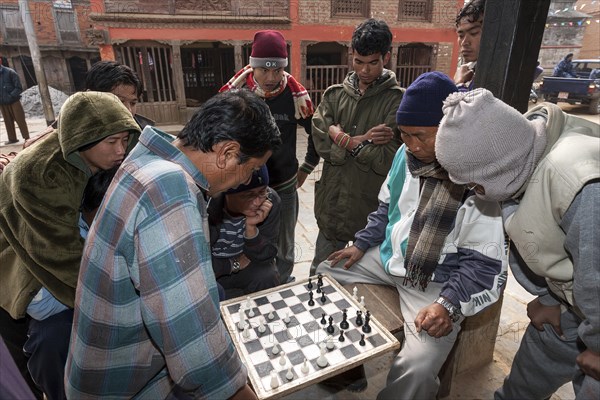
[300,358,309,374]
[248,308,255,318]
[360,295,365,307]
[267,310,275,320]
[237,307,246,330]
[353,286,358,300]
[271,343,280,355]
[279,351,286,366]
[286,328,294,340]
[242,322,251,339]
[286,366,294,381]
[270,370,280,389]
[326,335,335,350]
[283,311,291,324]
[316,346,328,368]
[257,317,266,333]
[245,296,252,309]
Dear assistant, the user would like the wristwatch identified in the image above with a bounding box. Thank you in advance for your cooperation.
[231,258,241,274]
[435,297,461,322]
[349,139,372,158]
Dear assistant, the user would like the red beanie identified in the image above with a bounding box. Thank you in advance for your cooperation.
[250,30,288,69]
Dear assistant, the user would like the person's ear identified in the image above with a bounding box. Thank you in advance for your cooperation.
[215,140,241,169]
[383,51,391,66]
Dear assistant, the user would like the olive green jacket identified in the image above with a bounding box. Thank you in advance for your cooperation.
[312,70,403,242]
[0,91,140,318]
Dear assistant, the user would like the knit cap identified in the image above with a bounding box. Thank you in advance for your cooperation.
[226,165,269,194]
[396,71,458,127]
[249,30,288,69]
[435,88,547,201]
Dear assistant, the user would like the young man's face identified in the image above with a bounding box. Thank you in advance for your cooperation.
[399,125,438,164]
[253,67,285,92]
[456,16,483,63]
[225,186,269,216]
[111,84,139,116]
[210,150,272,197]
[79,132,130,174]
[352,52,390,88]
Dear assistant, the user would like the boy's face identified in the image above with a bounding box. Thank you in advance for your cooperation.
[79,132,130,174]
[456,16,483,63]
[352,51,390,88]
[253,67,285,92]
[225,186,269,216]
[111,84,139,116]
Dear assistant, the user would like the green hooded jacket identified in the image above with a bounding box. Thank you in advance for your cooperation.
[0,91,141,318]
[312,70,403,242]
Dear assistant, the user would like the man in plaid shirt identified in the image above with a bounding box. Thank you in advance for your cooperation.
[65,90,281,399]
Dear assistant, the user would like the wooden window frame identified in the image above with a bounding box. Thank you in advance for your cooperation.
[331,0,370,18]
[398,0,433,22]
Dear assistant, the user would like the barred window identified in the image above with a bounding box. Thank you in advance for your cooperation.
[331,0,370,18]
[55,9,80,43]
[398,0,432,22]
[0,6,26,43]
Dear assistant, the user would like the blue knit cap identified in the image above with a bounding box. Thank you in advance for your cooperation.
[226,165,269,194]
[396,71,458,127]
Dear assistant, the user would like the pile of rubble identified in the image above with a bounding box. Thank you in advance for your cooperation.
[20,85,70,119]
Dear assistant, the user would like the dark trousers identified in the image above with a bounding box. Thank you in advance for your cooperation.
[0,101,30,142]
[217,260,280,300]
[23,309,74,400]
[0,308,43,399]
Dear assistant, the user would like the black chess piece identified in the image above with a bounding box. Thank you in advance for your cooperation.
[316,285,321,294]
[362,311,372,333]
[320,291,327,304]
[308,291,315,306]
[307,277,313,290]
[326,318,335,334]
[355,310,363,326]
[317,273,323,287]
[338,329,345,342]
[320,313,327,325]
[340,309,349,330]
[359,334,366,346]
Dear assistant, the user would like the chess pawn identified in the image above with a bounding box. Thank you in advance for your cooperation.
[279,351,287,366]
[326,335,335,350]
[300,358,310,374]
[283,311,291,324]
[257,317,267,334]
[272,343,280,355]
[267,310,275,320]
[360,295,365,307]
[248,308,255,318]
[352,286,358,300]
[270,370,280,389]
[286,366,294,381]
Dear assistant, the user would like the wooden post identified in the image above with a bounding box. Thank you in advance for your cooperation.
[474,0,551,112]
[170,42,188,124]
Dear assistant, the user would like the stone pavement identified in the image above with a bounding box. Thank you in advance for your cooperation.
[0,118,576,399]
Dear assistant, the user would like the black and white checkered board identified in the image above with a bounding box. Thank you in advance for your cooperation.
[220,275,400,400]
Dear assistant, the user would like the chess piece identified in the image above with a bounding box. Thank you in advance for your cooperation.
[307,277,313,290]
[267,310,275,320]
[248,308,255,318]
[308,291,315,306]
[320,290,327,304]
[340,309,349,330]
[300,358,309,374]
[283,311,291,324]
[272,343,280,355]
[316,285,321,294]
[320,312,327,325]
[338,329,345,342]
[286,367,294,381]
[360,295,365,307]
[359,334,366,346]
[237,307,246,330]
[270,370,280,389]
[362,311,372,333]
[326,335,335,350]
[355,310,363,326]
[316,346,328,368]
[257,317,267,334]
[317,273,323,287]
[286,328,294,340]
[326,318,335,334]
[353,286,358,300]
[245,296,252,309]
[279,351,286,366]
[242,321,250,339]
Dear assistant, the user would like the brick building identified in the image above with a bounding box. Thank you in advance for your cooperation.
[1,0,462,123]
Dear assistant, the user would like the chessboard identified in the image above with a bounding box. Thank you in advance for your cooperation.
[220,274,401,400]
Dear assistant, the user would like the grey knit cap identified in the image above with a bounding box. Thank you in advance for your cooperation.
[435,89,547,201]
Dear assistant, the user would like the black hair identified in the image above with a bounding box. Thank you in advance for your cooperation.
[177,89,282,160]
[85,61,143,96]
[351,19,392,56]
[455,0,486,26]
[81,166,119,213]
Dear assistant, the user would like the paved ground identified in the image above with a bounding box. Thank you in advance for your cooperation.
[2,101,593,398]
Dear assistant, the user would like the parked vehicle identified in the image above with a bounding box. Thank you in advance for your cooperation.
[540,59,600,114]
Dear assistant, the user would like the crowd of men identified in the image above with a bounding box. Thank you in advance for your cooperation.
[0,0,598,398]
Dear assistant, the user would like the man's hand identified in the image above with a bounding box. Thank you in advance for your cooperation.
[245,199,272,236]
[238,253,251,271]
[576,349,600,381]
[366,124,394,145]
[328,124,344,142]
[297,170,308,188]
[414,303,454,338]
[527,297,563,337]
[327,245,365,269]
[454,64,474,84]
